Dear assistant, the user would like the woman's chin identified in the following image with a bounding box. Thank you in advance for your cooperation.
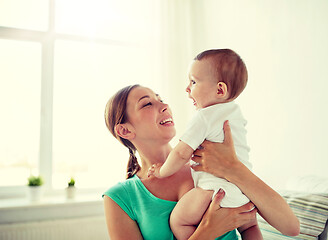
[162,128,176,141]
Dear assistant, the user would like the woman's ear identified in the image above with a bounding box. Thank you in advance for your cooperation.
[216,82,229,99]
[115,123,135,140]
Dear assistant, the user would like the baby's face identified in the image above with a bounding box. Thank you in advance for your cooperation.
[186,59,218,109]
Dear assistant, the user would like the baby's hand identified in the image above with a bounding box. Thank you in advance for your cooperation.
[147,163,163,178]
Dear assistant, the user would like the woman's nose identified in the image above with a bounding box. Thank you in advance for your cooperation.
[160,103,168,112]
[186,85,190,93]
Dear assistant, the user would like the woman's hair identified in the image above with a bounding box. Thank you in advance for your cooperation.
[104,84,141,179]
[194,49,248,100]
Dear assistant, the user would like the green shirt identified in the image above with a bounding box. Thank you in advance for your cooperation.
[103,175,237,240]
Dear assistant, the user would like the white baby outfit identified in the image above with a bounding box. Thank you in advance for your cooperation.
[180,101,252,207]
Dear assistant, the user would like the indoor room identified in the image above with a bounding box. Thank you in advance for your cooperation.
[0,0,328,239]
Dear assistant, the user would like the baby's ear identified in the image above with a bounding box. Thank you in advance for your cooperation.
[115,123,136,140]
[216,82,229,99]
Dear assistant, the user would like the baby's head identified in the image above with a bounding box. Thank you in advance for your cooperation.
[186,49,247,109]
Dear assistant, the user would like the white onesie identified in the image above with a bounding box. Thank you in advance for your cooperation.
[180,101,252,207]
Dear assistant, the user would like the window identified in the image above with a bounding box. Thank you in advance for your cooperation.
[0,39,41,187]
[0,0,48,31]
[52,40,155,189]
[0,0,162,195]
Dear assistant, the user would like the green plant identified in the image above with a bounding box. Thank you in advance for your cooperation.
[68,177,75,187]
[27,175,44,186]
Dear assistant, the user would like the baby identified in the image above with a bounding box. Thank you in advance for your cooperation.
[148,49,262,240]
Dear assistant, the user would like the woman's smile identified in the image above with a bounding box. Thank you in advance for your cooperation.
[159,117,174,126]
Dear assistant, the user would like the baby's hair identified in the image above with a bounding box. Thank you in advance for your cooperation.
[194,49,248,100]
[104,84,141,179]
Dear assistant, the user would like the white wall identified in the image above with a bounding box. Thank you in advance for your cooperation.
[0,216,108,240]
[184,0,328,190]
[158,0,195,142]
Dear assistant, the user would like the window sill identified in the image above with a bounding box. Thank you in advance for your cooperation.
[0,192,104,224]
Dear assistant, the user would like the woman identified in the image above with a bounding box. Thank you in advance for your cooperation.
[103,84,299,240]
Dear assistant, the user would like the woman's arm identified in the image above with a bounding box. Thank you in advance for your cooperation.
[189,190,257,239]
[103,196,143,240]
[191,121,300,236]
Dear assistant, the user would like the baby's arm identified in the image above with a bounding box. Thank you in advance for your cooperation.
[148,141,194,178]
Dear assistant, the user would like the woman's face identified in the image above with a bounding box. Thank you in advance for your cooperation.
[126,86,176,144]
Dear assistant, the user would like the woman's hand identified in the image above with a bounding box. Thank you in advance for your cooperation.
[190,189,257,239]
[191,121,300,236]
[191,120,241,181]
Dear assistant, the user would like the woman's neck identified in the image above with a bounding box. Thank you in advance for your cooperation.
[135,142,172,179]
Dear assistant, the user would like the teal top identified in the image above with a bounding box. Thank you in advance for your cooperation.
[103,175,238,240]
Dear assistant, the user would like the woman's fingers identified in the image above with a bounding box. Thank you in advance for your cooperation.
[204,189,225,218]
[191,121,237,177]
[201,189,256,235]
[238,208,257,226]
[190,153,202,171]
[192,148,203,160]
[235,202,257,226]
[212,189,225,208]
[203,190,224,217]
[238,201,255,213]
[190,163,203,172]
[191,147,204,171]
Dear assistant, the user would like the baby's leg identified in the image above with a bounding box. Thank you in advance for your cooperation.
[238,217,263,240]
[170,188,213,240]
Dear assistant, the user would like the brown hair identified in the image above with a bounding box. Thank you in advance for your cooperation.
[194,49,248,100]
[104,84,141,179]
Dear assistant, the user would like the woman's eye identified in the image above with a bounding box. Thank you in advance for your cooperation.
[191,80,196,85]
[143,102,152,108]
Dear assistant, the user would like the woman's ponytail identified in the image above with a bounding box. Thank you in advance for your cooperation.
[127,148,141,179]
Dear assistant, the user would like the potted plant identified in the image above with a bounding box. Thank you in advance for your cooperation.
[66,177,76,199]
[27,175,44,202]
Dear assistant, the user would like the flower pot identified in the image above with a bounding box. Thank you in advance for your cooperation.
[27,186,44,202]
[66,186,76,199]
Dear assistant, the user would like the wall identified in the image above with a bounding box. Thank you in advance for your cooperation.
[0,216,108,240]
[0,197,108,240]
[186,0,328,190]
[157,0,195,142]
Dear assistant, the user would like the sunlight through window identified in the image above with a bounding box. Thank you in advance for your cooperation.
[0,39,41,186]
[0,0,161,192]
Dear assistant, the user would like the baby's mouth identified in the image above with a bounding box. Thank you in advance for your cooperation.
[190,97,197,106]
[187,94,197,107]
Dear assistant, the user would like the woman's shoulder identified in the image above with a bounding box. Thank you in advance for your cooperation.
[102,176,140,220]
[103,175,138,198]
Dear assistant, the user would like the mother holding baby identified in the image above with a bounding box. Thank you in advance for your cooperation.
[103,51,300,240]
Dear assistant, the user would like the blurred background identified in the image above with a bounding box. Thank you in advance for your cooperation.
[1,0,328,195]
